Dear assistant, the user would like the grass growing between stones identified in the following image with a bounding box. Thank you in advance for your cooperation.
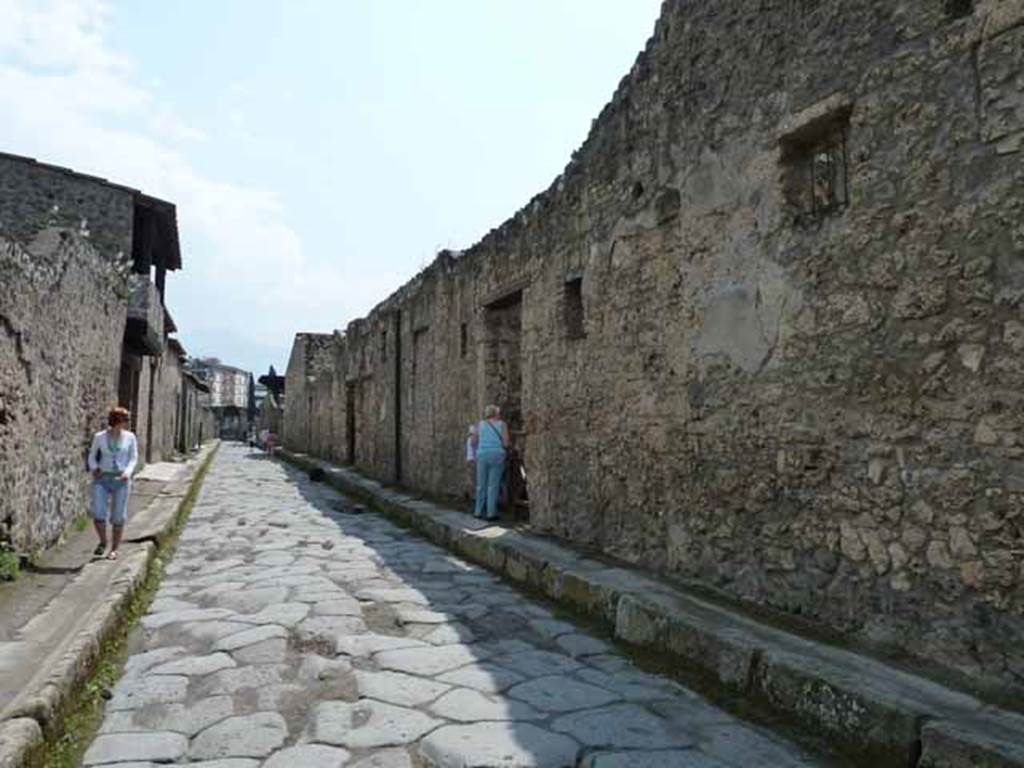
[0,542,20,581]
[32,443,219,768]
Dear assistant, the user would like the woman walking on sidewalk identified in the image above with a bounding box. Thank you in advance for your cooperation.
[87,406,138,561]
[471,404,509,521]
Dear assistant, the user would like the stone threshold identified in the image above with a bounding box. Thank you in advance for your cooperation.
[0,441,220,768]
[279,449,1024,768]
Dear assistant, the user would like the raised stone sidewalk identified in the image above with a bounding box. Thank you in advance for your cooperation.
[0,442,219,767]
[280,449,1024,768]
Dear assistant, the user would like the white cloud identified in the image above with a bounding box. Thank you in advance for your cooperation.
[0,0,367,371]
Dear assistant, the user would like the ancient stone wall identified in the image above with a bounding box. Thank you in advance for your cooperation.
[1,154,211,551]
[285,0,1024,694]
[0,228,129,551]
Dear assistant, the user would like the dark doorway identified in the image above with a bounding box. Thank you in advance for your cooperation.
[346,382,357,465]
[484,291,528,520]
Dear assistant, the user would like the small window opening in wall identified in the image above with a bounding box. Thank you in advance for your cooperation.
[782,119,850,223]
[563,277,585,340]
[380,329,387,362]
[944,0,973,19]
[460,323,468,359]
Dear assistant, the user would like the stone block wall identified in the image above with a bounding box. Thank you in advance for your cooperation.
[1,154,211,552]
[285,0,1024,694]
[0,228,130,551]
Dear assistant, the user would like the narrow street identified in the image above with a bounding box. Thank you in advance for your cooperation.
[82,445,822,767]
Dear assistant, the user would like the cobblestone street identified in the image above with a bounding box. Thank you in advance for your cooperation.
[82,445,822,767]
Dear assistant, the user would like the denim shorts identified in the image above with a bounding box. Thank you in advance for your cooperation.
[92,475,130,526]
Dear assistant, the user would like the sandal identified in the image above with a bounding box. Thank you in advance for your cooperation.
[93,543,106,557]
[106,550,119,561]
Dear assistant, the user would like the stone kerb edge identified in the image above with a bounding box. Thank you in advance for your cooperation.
[0,719,43,768]
[276,450,1024,768]
[0,442,219,768]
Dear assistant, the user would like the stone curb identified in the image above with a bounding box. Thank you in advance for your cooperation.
[0,442,219,768]
[280,449,1024,768]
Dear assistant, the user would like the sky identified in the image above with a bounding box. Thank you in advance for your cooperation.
[0,0,663,375]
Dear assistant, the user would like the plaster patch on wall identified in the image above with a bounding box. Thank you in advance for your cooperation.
[695,262,800,375]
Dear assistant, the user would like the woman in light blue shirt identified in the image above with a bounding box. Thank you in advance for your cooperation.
[470,404,510,521]
[86,406,138,561]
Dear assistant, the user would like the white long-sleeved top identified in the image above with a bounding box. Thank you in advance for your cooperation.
[87,429,139,477]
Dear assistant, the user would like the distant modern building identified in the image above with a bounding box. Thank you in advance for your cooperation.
[190,358,254,440]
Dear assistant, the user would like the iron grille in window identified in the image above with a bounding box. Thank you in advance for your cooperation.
[783,122,850,223]
[808,135,848,215]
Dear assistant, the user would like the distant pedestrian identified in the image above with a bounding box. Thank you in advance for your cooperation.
[87,406,138,561]
[470,404,509,521]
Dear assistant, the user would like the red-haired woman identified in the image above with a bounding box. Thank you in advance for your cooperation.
[86,407,138,561]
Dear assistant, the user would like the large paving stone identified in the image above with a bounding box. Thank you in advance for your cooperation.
[423,623,476,646]
[204,664,287,694]
[236,602,310,627]
[556,633,614,658]
[375,644,491,676]
[82,731,187,765]
[529,619,577,639]
[307,700,443,748]
[493,650,582,678]
[297,615,368,647]
[348,748,416,768]
[149,597,197,613]
[213,586,290,613]
[212,624,288,652]
[437,663,525,694]
[336,633,428,658]
[142,608,236,629]
[508,675,621,712]
[356,588,430,605]
[419,722,580,768]
[180,620,255,641]
[263,744,351,768]
[148,652,236,677]
[233,638,289,664]
[108,675,188,710]
[101,695,235,737]
[552,704,693,749]
[190,712,288,760]
[312,599,364,617]
[355,670,451,706]
[122,646,186,677]
[694,723,815,767]
[577,669,682,703]
[429,688,543,722]
[396,608,454,625]
[140,695,235,736]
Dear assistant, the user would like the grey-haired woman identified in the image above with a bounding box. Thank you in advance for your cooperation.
[470,404,509,521]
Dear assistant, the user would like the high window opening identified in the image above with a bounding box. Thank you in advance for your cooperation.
[563,277,585,340]
[460,322,468,359]
[781,111,851,224]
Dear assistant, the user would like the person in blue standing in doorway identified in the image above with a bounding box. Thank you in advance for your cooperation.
[470,404,510,521]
